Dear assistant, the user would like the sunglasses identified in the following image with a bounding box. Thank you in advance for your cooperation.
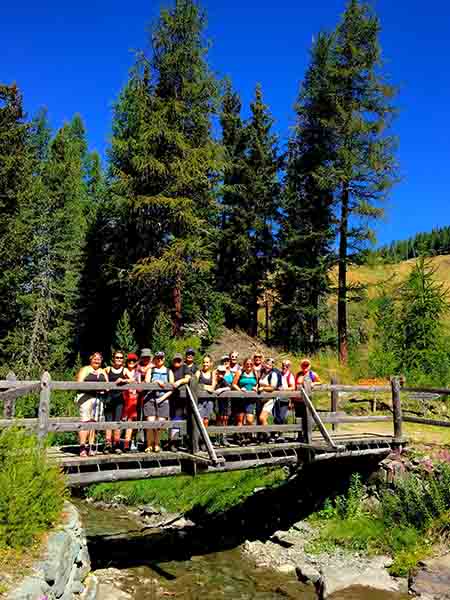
[114,356,124,360]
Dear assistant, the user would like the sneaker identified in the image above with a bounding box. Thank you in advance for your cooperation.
[114,447,123,455]
[103,444,113,454]
[130,442,138,453]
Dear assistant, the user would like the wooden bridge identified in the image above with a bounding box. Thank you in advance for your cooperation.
[4,372,446,487]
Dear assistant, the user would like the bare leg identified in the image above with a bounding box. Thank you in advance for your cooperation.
[145,416,156,450]
[154,417,166,452]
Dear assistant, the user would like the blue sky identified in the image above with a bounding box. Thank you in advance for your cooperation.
[2,0,449,246]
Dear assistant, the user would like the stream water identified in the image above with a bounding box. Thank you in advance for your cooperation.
[76,501,409,600]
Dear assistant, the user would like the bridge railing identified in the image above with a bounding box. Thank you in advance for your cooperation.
[0,372,406,449]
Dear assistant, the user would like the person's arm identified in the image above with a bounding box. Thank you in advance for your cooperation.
[287,373,296,391]
[76,366,88,383]
[231,370,241,391]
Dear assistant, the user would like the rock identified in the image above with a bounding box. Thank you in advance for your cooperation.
[39,530,81,597]
[410,553,450,599]
[277,563,297,574]
[6,576,50,600]
[75,545,91,582]
[137,504,160,516]
[80,574,99,600]
[296,561,321,585]
[318,564,400,598]
[97,583,133,600]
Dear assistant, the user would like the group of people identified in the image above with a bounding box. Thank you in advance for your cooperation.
[75,348,320,457]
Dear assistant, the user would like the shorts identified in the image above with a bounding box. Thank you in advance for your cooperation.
[170,394,186,419]
[244,401,256,415]
[259,399,274,416]
[143,396,170,419]
[198,400,214,419]
[122,391,139,420]
[274,399,290,424]
[78,396,104,422]
[218,397,232,417]
[104,401,124,422]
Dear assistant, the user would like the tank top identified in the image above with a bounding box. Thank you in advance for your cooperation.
[238,371,257,392]
[83,369,107,399]
[150,367,169,398]
[107,367,124,404]
[198,371,213,386]
[83,369,107,383]
[224,372,234,386]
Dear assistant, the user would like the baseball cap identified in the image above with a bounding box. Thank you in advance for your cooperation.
[154,351,165,359]
[217,365,227,373]
[220,354,230,363]
[140,348,152,358]
[185,348,196,356]
[173,353,183,361]
[127,353,138,361]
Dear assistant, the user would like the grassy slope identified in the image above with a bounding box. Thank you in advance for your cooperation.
[87,468,286,514]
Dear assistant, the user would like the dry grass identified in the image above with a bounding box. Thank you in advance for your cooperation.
[0,540,44,597]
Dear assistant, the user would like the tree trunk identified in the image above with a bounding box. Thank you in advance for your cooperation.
[338,186,349,364]
[172,276,182,336]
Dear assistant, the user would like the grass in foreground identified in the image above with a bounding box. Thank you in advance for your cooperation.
[87,467,286,514]
[308,467,450,576]
[0,429,66,550]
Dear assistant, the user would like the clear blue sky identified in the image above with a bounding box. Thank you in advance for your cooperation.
[2,1,449,246]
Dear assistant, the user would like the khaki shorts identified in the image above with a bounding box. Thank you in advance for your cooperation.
[77,395,103,422]
[260,399,274,415]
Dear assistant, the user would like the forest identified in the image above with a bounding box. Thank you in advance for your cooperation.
[0,0,400,377]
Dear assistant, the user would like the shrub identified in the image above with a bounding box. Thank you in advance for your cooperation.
[0,429,66,549]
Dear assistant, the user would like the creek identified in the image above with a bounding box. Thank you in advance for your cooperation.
[76,501,409,600]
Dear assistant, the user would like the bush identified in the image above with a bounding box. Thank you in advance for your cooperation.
[0,429,66,549]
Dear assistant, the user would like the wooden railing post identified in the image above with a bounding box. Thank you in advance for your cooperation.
[4,372,17,418]
[391,376,403,444]
[330,376,339,432]
[186,378,200,455]
[38,371,51,443]
[301,378,313,445]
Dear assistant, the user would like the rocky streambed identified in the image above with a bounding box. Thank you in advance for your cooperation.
[78,498,431,600]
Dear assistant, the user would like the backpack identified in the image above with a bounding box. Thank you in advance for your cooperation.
[272,367,283,389]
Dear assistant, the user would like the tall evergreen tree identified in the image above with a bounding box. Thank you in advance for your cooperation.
[218,83,280,336]
[217,79,249,327]
[273,33,336,353]
[4,116,90,373]
[109,0,221,336]
[244,84,281,336]
[328,0,398,363]
[0,84,31,339]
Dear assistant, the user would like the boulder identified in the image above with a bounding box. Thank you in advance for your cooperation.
[39,530,81,597]
[7,576,50,600]
[296,561,321,585]
[318,563,401,599]
[410,553,450,599]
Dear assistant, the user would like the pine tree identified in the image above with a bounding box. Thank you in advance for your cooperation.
[217,79,250,327]
[0,84,31,340]
[243,84,281,336]
[151,311,175,359]
[218,83,280,336]
[114,309,138,355]
[329,0,398,363]
[3,115,89,373]
[273,33,336,353]
[109,0,221,336]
